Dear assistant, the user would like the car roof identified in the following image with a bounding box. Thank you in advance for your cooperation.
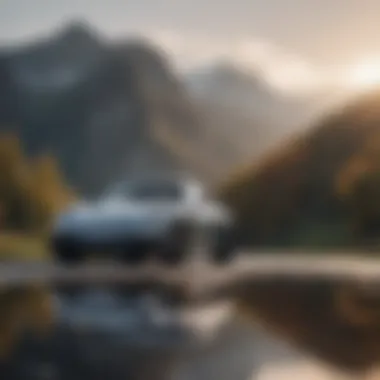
[104,172,204,195]
[119,172,201,186]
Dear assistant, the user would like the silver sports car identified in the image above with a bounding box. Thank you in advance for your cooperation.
[50,174,236,264]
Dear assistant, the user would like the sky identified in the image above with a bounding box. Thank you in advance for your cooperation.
[1,0,380,93]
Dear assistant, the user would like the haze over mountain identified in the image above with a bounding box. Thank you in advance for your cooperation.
[185,60,341,167]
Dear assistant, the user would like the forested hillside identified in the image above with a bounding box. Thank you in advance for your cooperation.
[219,88,380,249]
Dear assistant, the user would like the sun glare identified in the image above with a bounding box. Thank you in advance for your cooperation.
[347,61,380,90]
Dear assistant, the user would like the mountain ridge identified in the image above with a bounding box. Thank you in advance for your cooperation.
[0,21,332,195]
[0,22,210,195]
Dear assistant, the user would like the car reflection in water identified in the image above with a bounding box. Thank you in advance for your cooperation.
[1,272,234,380]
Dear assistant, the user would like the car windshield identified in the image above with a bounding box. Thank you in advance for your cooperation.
[106,178,183,201]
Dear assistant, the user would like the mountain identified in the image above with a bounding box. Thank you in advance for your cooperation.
[0,21,337,197]
[0,22,211,196]
[187,61,275,109]
[186,61,335,168]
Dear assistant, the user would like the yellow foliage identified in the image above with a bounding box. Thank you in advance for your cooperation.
[335,127,380,237]
[0,133,75,236]
[0,132,75,357]
[0,287,54,360]
[0,233,49,261]
[28,153,75,233]
[335,156,372,199]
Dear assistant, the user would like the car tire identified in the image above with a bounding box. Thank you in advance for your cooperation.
[160,246,185,265]
[160,220,194,265]
[122,241,151,265]
[51,236,85,264]
[212,225,236,264]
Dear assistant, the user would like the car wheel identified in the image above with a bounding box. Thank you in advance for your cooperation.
[212,225,236,264]
[160,220,194,265]
[160,246,186,265]
[122,241,151,265]
[51,236,85,264]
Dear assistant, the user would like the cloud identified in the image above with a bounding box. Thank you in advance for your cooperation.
[144,29,328,95]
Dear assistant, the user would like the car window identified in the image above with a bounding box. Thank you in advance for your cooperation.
[124,179,183,200]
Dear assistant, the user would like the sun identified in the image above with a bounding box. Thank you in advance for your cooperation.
[346,60,380,90]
